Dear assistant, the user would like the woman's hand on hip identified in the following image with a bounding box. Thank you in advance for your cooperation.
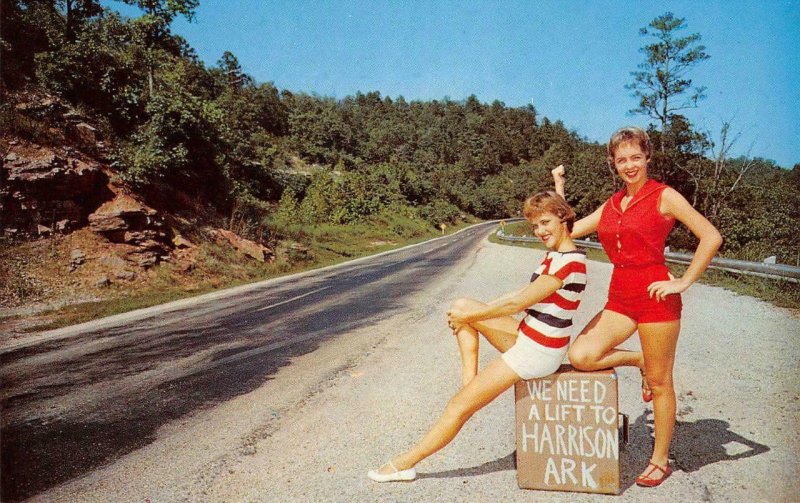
[647,278,690,301]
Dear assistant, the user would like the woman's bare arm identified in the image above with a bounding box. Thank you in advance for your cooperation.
[647,188,723,300]
[447,275,563,326]
[571,204,604,239]
[552,165,566,197]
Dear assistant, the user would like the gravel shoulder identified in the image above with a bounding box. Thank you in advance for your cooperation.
[32,238,800,502]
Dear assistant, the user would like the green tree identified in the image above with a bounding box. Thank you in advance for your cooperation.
[273,188,300,225]
[287,95,354,165]
[627,12,709,151]
[116,58,223,194]
[117,0,198,96]
[297,172,338,224]
[645,115,709,197]
[1,0,60,90]
[216,50,252,89]
[35,11,150,132]
[418,200,460,227]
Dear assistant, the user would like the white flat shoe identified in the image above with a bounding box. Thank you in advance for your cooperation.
[367,460,417,482]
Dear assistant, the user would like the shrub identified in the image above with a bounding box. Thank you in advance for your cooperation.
[418,200,461,226]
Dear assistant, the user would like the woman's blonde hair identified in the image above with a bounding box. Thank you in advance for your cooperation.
[607,126,652,160]
[523,191,576,232]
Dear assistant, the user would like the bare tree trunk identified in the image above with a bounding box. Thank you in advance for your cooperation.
[705,121,755,225]
[65,0,75,42]
[229,200,239,231]
[661,52,670,153]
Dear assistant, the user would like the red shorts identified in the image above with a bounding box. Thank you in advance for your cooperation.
[605,264,682,323]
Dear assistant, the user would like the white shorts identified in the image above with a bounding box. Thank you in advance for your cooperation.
[501,333,568,380]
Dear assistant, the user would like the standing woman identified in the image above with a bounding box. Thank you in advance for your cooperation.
[554,127,722,487]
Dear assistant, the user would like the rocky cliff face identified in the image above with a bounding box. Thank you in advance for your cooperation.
[1,141,172,267]
[0,92,274,312]
[2,144,109,236]
[1,92,176,266]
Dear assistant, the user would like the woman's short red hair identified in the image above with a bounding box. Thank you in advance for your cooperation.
[523,191,576,232]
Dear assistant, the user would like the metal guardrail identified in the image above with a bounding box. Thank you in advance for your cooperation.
[495,230,800,283]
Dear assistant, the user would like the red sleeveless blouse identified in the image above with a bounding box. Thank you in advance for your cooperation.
[597,179,675,267]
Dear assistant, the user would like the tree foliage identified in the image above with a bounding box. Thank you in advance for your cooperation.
[117,0,199,96]
[2,2,796,263]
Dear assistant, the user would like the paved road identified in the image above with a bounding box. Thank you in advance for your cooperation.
[0,222,497,502]
[4,227,799,502]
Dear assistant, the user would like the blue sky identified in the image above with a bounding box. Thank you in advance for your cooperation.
[104,0,799,168]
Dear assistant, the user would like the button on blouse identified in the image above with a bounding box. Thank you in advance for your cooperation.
[597,180,676,267]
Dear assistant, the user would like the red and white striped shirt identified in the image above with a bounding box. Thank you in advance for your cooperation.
[518,250,587,349]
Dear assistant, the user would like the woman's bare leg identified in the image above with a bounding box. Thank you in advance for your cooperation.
[568,310,643,371]
[449,298,519,386]
[376,358,521,473]
[455,325,480,386]
[638,320,680,473]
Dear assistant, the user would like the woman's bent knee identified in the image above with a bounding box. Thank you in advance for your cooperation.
[450,297,478,311]
[568,346,594,370]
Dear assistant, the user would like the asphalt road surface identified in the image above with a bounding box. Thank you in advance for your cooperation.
[2,224,798,502]
[1,223,497,501]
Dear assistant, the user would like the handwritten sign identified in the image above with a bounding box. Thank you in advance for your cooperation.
[515,365,620,494]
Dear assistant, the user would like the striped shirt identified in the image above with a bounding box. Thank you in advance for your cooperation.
[517,250,587,349]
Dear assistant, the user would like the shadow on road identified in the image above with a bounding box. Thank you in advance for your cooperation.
[417,451,516,479]
[624,410,770,485]
[416,410,775,495]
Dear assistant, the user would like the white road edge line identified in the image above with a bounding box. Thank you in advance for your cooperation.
[255,287,331,312]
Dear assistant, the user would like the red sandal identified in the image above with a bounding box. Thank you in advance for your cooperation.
[640,369,653,403]
[635,462,672,487]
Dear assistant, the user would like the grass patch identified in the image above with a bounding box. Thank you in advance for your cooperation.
[493,221,800,310]
[273,212,475,267]
[669,264,800,310]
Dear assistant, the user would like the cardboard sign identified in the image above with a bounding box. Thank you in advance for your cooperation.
[515,365,620,494]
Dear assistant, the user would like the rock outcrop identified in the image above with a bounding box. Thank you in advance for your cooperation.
[1,144,172,268]
[88,192,171,267]
[211,228,274,263]
[1,145,108,237]
[2,91,280,285]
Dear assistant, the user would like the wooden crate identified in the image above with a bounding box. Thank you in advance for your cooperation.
[515,365,620,494]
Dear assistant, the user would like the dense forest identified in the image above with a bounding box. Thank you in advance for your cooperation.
[2,1,798,264]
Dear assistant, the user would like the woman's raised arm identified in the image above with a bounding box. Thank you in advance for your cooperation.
[550,164,603,239]
[552,164,566,197]
[571,205,604,239]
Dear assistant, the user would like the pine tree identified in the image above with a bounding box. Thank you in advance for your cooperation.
[626,12,709,151]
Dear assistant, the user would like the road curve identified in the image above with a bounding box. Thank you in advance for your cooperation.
[0,222,498,502]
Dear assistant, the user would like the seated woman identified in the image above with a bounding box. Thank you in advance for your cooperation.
[368,189,587,482]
